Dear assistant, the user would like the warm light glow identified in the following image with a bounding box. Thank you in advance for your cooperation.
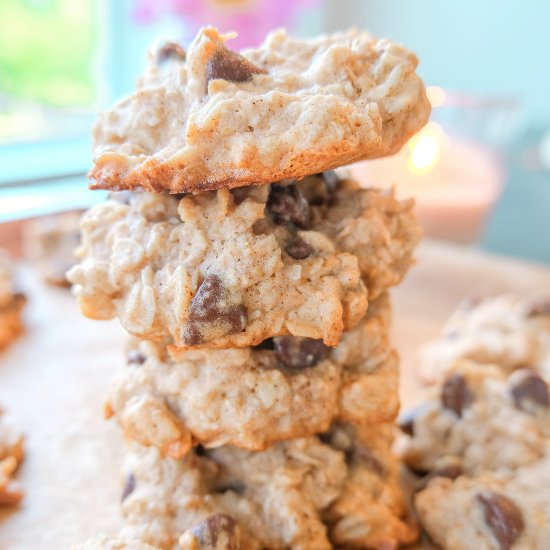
[426,86,446,108]
[407,123,443,174]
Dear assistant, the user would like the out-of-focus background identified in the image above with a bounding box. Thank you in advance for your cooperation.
[1,0,549,262]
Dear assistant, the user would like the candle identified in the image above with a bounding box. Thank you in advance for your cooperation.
[348,122,504,244]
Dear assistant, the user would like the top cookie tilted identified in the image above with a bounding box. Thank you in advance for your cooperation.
[90,27,430,193]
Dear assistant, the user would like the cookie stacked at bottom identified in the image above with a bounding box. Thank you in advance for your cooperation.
[69,24,431,550]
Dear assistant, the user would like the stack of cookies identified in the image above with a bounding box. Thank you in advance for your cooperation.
[69,27,430,549]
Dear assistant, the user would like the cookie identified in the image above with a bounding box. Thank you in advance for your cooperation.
[23,210,81,287]
[400,361,549,476]
[400,361,550,549]
[69,173,419,349]
[0,407,24,506]
[89,27,430,193]
[0,250,26,350]
[116,423,417,550]
[421,295,550,384]
[415,460,550,550]
[107,294,399,455]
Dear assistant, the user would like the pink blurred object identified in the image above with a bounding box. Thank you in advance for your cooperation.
[134,0,318,49]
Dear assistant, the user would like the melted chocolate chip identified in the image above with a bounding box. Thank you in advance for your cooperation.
[182,275,247,345]
[441,373,473,417]
[397,406,420,437]
[121,473,135,502]
[273,337,329,369]
[526,299,550,317]
[153,41,186,64]
[510,370,549,412]
[253,338,275,351]
[195,444,207,456]
[190,514,239,549]
[266,184,310,228]
[415,464,462,491]
[127,350,146,366]
[206,47,265,90]
[284,236,313,260]
[477,492,524,550]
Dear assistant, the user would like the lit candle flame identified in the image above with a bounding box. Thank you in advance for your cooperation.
[407,122,443,174]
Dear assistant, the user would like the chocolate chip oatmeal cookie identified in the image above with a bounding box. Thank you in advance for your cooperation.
[69,173,419,349]
[90,27,429,193]
[0,407,24,506]
[0,250,26,350]
[115,423,416,550]
[107,294,399,455]
[400,360,550,549]
[421,295,550,384]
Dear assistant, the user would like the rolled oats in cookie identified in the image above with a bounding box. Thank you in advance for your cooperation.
[0,407,24,506]
[117,423,417,550]
[0,250,26,351]
[107,293,399,455]
[420,294,550,384]
[89,27,430,193]
[68,173,419,349]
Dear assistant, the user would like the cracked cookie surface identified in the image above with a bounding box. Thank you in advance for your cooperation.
[90,27,429,193]
[108,293,399,455]
[69,174,419,349]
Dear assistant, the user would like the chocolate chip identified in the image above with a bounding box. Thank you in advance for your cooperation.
[121,473,135,502]
[190,514,239,549]
[397,406,420,437]
[510,370,549,413]
[127,350,146,366]
[266,184,310,228]
[441,373,473,417]
[253,338,275,351]
[284,236,313,260]
[195,444,207,456]
[182,275,247,346]
[477,491,524,550]
[414,464,462,491]
[273,337,329,369]
[206,47,265,90]
[153,41,186,64]
[526,299,550,317]
[353,448,387,477]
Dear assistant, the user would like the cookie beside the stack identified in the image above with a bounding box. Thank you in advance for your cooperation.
[69,26,430,549]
